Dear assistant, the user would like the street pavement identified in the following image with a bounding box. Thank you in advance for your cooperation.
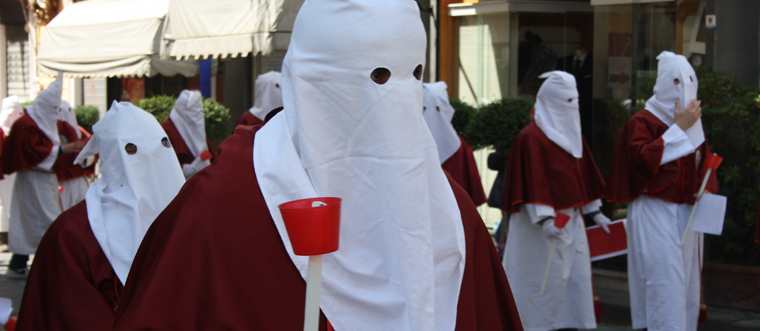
[0,250,759,330]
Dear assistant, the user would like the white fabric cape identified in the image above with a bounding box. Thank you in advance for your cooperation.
[250,71,283,121]
[75,102,185,283]
[503,204,597,331]
[534,71,583,158]
[423,82,461,164]
[253,1,466,330]
[168,90,207,159]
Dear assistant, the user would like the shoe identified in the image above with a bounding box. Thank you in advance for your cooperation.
[5,267,27,279]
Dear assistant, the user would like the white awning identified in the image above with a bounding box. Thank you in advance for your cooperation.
[163,0,305,60]
[37,0,198,78]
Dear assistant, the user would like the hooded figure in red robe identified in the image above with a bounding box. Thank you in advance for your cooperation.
[0,74,84,278]
[56,100,95,211]
[112,1,522,330]
[236,71,283,128]
[605,51,718,331]
[501,71,610,331]
[423,82,487,206]
[160,90,217,179]
[0,96,24,236]
[15,102,185,330]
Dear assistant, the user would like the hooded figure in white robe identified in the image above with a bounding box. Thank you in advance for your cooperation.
[422,82,461,165]
[607,51,710,331]
[167,90,210,178]
[253,1,467,329]
[502,71,610,331]
[0,96,24,233]
[57,100,89,211]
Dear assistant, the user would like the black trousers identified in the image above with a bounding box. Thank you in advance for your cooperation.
[9,254,28,270]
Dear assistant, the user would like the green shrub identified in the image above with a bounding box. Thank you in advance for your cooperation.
[695,66,760,266]
[202,98,232,146]
[135,95,232,146]
[450,99,476,135]
[135,95,175,123]
[462,98,533,154]
[74,105,99,134]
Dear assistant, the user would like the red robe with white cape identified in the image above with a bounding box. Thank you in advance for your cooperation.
[55,120,92,211]
[160,118,217,166]
[112,126,523,330]
[15,201,121,330]
[501,121,604,331]
[604,109,718,331]
[0,114,61,255]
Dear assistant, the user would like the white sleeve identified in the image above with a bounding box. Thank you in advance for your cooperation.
[34,144,59,172]
[581,199,602,215]
[660,125,695,165]
[524,203,556,225]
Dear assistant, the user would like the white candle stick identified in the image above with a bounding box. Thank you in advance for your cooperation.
[303,255,324,331]
[539,239,558,296]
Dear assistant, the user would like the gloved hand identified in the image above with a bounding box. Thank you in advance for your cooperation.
[182,158,211,179]
[542,218,562,239]
[593,213,611,234]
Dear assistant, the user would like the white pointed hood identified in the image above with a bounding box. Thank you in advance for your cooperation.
[253,1,466,330]
[0,96,24,134]
[168,90,206,158]
[249,71,283,121]
[534,70,583,158]
[28,74,63,146]
[75,102,185,283]
[58,100,80,138]
[423,82,462,164]
[645,51,705,148]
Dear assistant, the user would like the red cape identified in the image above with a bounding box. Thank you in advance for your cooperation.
[160,118,218,166]
[501,121,605,212]
[0,114,55,175]
[235,111,264,129]
[16,201,122,331]
[54,121,95,181]
[604,110,718,204]
[113,126,523,330]
[442,134,488,207]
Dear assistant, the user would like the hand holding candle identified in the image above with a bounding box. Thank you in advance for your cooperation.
[540,212,570,296]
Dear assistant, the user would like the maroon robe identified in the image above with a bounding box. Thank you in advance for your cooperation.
[160,118,218,166]
[15,201,122,331]
[604,110,718,204]
[54,121,95,181]
[0,114,54,175]
[113,126,523,330]
[755,200,760,244]
[442,134,488,207]
[501,121,605,212]
[235,111,264,129]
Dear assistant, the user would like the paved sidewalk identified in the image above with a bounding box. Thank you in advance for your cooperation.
[0,251,27,320]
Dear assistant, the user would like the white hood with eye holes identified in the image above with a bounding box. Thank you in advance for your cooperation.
[253,1,466,330]
[423,82,461,164]
[250,71,283,121]
[75,102,185,284]
[534,70,583,158]
[645,51,705,148]
[58,100,80,138]
[169,90,207,158]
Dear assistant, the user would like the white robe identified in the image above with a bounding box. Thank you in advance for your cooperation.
[8,149,62,255]
[59,177,88,211]
[503,201,600,331]
[627,123,702,331]
[0,173,16,232]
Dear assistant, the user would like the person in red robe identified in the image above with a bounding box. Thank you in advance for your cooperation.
[15,102,185,330]
[55,100,95,211]
[604,52,718,331]
[113,1,523,330]
[236,71,283,129]
[160,90,217,179]
[422,82,487,206]
[0,75,84,278]
[500,71,610,331]
[0,96,24,243]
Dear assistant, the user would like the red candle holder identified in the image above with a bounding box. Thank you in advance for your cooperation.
[279,197,341,256]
